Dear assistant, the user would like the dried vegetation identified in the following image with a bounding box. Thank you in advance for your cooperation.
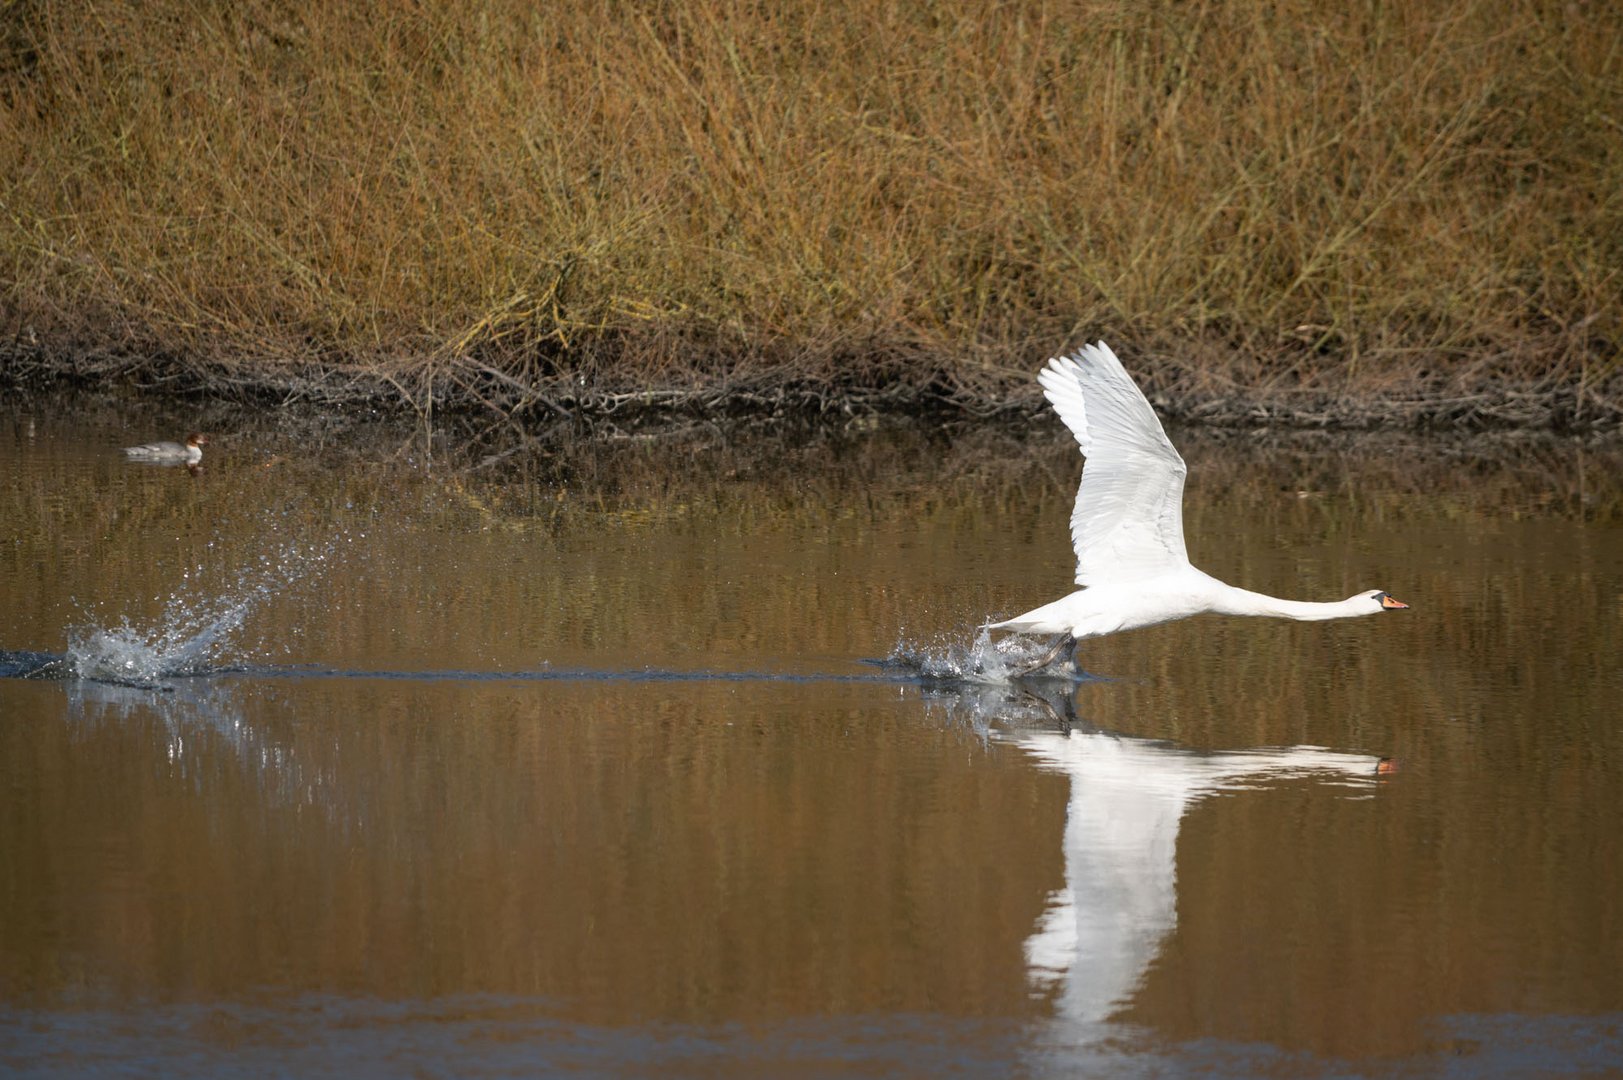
[1,0,1619,427]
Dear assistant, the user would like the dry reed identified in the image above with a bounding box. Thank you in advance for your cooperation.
[1,0,1618,422]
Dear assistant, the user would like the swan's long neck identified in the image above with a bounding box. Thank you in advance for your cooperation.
[1210,586,1370,622]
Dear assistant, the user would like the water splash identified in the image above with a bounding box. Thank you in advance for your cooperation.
[66,607,249,686]
[64,534,339,687]
[883,624,1079,684]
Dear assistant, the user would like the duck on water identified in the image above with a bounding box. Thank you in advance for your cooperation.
[123,432,208,464]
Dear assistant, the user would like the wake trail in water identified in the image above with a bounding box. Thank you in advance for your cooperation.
[1,654,1032,690]
[240,664,910,685]
[7,578,1080,691]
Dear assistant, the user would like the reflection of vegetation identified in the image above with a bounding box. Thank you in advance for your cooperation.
[5,407,1621,573]
[4,676,1054,1018]
[1,1,1617,419]
[8,404,1617,708]
[420,419,1623,528]
[4,406,1621,1044]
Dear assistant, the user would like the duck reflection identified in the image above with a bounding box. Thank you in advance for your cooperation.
[928,681,1386,1035]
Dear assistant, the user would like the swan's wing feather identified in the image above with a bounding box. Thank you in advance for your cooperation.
[1039,342,1190,585]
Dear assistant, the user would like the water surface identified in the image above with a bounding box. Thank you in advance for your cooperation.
[2,400,1620,1076]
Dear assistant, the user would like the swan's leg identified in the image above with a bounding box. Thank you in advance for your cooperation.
[1012,633,1077,677]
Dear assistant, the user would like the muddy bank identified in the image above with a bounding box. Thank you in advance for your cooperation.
[3,337,1618,434]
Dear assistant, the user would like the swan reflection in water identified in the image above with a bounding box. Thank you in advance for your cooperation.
[929,681,1388,1040]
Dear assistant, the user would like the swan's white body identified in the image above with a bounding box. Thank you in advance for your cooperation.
[996,570,1393,638]
[990,343,1405,658]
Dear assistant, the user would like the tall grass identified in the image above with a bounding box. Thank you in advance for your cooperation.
[1,0,1618,407]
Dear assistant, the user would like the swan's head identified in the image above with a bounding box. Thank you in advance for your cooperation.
[1360,590,1409,612]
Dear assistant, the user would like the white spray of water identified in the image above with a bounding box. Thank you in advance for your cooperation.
[885,624,1074,684]
[65,534,342,687]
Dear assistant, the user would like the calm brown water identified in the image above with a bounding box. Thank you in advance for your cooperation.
[2,400,1621,1077]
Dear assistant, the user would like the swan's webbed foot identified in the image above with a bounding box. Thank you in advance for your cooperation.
[1011,633,1077,678]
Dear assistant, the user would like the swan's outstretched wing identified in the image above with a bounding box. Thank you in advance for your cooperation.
[1039,343,1190,585]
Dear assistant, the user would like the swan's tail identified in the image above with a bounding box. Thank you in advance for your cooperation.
[983,608,1067,636]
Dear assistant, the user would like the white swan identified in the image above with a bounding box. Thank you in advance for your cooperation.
[989,342,1407,672]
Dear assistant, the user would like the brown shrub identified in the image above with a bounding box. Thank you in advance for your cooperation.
[1,0,1618,410]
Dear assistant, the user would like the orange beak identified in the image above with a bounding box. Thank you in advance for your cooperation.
[1381,595,1410,610]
